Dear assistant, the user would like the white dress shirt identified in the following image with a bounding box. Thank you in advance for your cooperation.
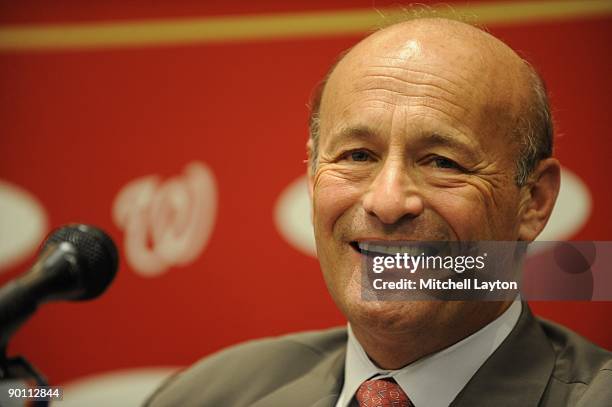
[335,300,522,407]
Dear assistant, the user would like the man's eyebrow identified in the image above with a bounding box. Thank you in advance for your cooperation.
[325,125,379,152]
[418,132,479,158]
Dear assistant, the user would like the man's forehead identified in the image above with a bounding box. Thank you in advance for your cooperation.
[318,18,530,137]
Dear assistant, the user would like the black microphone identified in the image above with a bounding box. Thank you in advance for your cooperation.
[0,224,119,347]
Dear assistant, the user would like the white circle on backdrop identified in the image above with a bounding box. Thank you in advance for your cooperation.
[274,167,592,257]
[54,367,178,407]
[274,175,316,257]
[0,180,48,272]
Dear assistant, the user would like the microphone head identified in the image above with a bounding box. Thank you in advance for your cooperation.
[42,224,119,300]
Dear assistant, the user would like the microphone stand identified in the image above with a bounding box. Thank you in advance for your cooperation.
[0,281,49,407]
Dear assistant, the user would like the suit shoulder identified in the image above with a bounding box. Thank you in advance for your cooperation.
[281,325,348,354]
[537,316,612,403]
[191,326,347,363]
[144,327,347,406]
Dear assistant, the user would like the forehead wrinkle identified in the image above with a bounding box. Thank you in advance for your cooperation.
[367,57,476,91]
[361,59,502,119]
[337,98,398,119]
[364,67,463,93]
[356,73,471,117]
[337,87,474,135]
[365,63,481,101]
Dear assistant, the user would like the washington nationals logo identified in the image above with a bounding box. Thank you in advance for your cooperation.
[112,162,217,276]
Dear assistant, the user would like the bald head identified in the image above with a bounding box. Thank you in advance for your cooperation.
[309,18,552,185]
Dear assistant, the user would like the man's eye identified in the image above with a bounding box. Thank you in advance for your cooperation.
[348,150,371,162]
[431,156,462,170]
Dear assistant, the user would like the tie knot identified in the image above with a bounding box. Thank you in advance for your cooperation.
[355,378,413,407]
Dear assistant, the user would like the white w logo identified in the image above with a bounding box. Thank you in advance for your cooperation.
[113,162,217,276]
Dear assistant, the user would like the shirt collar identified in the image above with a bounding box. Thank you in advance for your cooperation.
[335,300,522,407]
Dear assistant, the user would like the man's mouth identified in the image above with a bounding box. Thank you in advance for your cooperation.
[350,241,441,257]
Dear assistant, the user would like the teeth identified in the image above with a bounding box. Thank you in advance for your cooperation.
[357,242,430,256]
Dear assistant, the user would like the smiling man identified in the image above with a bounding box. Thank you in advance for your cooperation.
[145,18,611,407]
[308,17,552,373]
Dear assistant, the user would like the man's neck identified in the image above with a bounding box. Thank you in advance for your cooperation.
[350,301,512,370]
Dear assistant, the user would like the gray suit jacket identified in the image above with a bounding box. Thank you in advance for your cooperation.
[145,305,611,406]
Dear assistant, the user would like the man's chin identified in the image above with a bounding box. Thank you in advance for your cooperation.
[340,284,453,333]
[327,263,469,334]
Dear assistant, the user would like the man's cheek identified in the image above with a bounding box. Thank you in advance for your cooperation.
[314,173,365,218]
[426,188,490,239]
[437,177,521,238]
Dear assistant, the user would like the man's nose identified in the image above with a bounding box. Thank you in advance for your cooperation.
[362,159,424,224]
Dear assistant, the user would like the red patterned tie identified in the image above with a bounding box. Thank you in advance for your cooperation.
[355,378,413,407]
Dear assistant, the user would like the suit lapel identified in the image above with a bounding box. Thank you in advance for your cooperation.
[451,303,555,407]
[251,345,346,407]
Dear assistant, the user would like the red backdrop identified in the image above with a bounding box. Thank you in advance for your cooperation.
[0,0,610,395]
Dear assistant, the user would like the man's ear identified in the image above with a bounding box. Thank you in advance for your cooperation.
[518,158,561,241]
[306,138,314,199]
